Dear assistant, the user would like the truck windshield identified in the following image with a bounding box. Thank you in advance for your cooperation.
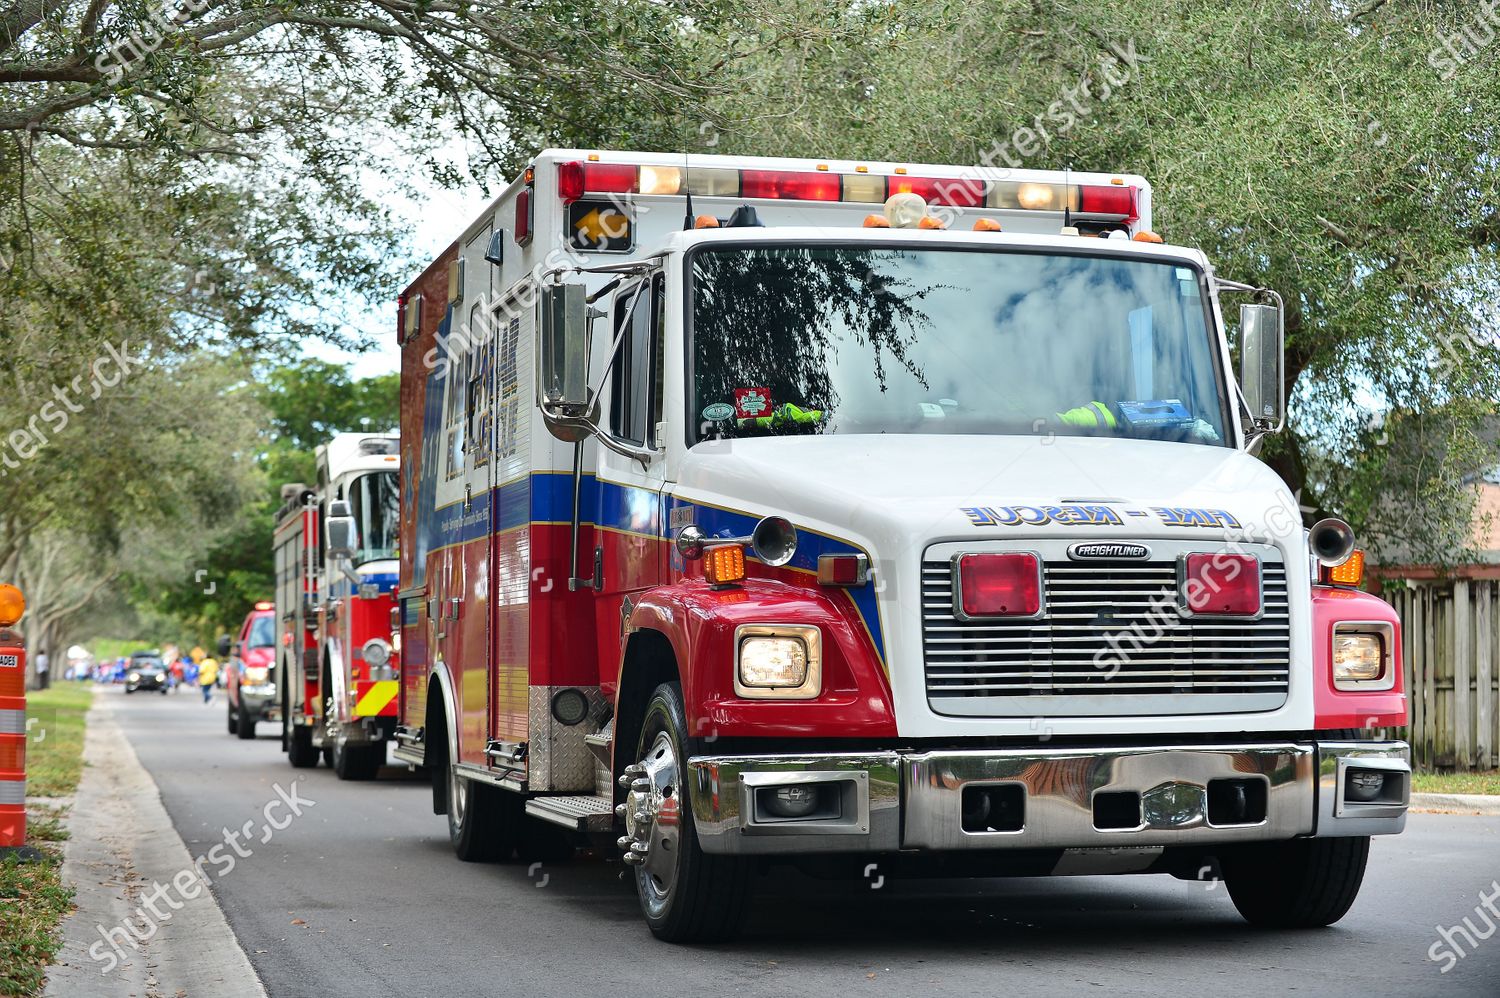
[688,245,1228,445]
[349,471,399,564]
[247,615,276,649]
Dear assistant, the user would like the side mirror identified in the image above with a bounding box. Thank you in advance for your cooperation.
[1239,302,1284,431]
[217,635,232,658]
[326,499,357,561]
[539,283,590,415]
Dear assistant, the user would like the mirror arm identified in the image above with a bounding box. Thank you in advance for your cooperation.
[333,552,361,589]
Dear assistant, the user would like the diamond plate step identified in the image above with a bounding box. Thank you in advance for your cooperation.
[526,794,615,832]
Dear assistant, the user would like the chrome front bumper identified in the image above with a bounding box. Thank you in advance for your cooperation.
[686,740,1409,856]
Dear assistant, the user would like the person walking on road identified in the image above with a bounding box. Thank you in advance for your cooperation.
[197,656,219,704]
[34,648,49,690]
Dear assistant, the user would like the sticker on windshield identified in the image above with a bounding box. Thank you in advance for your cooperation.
[701,402,735,422]
[733,387,772,419]
[1118,399,1193,427]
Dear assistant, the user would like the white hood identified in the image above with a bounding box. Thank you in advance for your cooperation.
[674,433,1314,740]
[678,434,1301,548]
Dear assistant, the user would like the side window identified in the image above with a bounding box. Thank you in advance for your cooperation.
[497,314,521,459]
[609,281,655,446]
[465,302,493,467]
[443,333,467,480]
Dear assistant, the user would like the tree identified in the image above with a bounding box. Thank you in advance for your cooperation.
[128,359,401,642]
[699,0,1500,562]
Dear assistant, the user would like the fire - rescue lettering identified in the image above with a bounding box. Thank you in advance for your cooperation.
[962,505,1240,529]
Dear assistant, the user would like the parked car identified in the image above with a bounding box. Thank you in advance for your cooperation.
[224,601,280,740]
[125,651,169,694]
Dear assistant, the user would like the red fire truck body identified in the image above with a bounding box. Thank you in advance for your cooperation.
[394,150,1410,941]
[274,433,402,780]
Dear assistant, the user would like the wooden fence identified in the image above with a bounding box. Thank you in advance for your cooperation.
[1378,573,1500,771]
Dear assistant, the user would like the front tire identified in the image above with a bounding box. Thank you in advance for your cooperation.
[1221,836,1370,927]
[227,701,239,735]
[236,700,256,740]
[332,739,383,781]
[624,682,754,942]
[287,725,319,768]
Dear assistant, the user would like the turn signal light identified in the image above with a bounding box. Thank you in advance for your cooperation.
[704,545,746,586]
[1181,553,1261,616]
[956,553,1042,618]
[817,554,870,587]
[1321,549,1366,587]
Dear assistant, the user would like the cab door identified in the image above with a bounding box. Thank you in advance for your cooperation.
[592,275,667,682]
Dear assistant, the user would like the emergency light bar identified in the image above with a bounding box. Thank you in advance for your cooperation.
[556,161,1140,221]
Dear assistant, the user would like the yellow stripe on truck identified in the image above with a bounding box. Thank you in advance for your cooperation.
[354,680,398,717]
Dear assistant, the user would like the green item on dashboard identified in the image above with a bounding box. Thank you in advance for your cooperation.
[737,402,825,430]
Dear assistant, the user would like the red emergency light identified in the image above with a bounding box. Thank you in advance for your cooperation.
[888,175,986,208]
[956,553,1043,618]
[1180,553,1261,617]
[741,170,841,201]
[1078,184,1139,223]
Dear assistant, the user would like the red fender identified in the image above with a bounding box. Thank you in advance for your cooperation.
[1311,586,1407,730]
[623,578,897,741]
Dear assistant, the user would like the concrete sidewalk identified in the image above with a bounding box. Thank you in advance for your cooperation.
[44,688,267,998]
[1410,791,1500,816]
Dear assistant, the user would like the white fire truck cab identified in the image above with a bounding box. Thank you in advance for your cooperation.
[274,432,401,780]
[394,150,1410,942]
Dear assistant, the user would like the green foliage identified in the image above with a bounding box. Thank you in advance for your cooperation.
[132,359,400,642]
[1,686,91,997]
[698,0,1500,563]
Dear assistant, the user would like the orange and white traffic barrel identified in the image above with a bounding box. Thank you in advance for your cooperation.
[0,584,27,851]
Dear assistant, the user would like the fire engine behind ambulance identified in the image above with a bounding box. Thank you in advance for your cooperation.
[393,149,1410,941]
[274,432,402,780]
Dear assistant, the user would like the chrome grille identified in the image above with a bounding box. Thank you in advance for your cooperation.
[922,555,1290,715]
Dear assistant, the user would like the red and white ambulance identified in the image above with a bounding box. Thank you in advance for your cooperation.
[274,432,402,780]
[393,150,1410,941]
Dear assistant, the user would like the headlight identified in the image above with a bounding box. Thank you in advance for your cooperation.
[734,624,821,699]
[128,672,140,683]
[1332,624,1394,690]
[362,639,391,669]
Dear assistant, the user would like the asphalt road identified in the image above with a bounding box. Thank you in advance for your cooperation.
[111,686,1500,998]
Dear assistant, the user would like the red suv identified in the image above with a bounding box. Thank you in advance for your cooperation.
[224,601,279,740]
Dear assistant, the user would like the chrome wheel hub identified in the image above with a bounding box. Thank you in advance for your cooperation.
[616,732,681,900]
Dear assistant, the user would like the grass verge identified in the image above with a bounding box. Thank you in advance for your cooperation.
[1,683,92,997]
[1413,770,1500,796]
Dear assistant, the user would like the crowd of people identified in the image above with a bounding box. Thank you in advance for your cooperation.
[60,653,224,698]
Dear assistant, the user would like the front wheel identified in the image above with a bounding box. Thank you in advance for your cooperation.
[227,701,238,735]
[1221,836,1370,928]
[332,739,383,781]
[287,725,319,768]
[236,700,256,740]
[621,682,754,942]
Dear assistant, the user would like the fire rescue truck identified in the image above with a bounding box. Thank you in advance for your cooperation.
[273,432,401,780]
[393,150,1410,942]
